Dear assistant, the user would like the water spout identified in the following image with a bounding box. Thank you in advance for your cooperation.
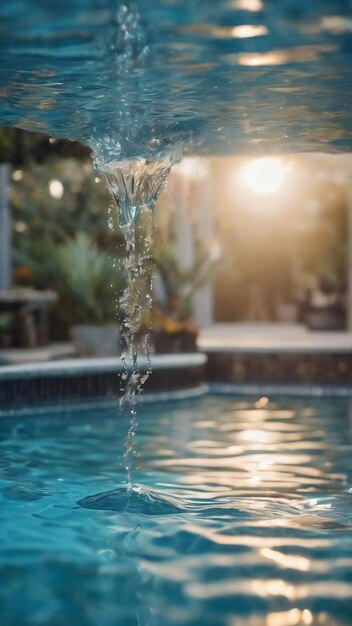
[94,149,182,487]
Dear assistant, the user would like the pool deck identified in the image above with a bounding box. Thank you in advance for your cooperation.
[1,323,352,367]
[198,323,352,353]
[0,353,206,379]
[199,323,352,388]
[0,342,75,365]
[1,324,352,408]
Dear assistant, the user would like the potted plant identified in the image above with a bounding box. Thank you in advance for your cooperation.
[48,233,124,355]
[149,238,216,353]
[299,197,347,331]
[303,274,346,331]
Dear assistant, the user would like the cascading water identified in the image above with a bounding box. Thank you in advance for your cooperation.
[87,5,185,498]
[95,152,181,492]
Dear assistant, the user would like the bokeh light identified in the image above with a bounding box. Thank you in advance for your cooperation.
[48,178,64,199]
[237,157,289,196]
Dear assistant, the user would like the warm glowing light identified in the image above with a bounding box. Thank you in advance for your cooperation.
[302,610,314,625]
[12,169,23,181]
[181,23,267,39]
[252,579,296,600]
[266,609,302,626]
[237,51,287,66]
[261,548,311,572]
[236,45,335,66]
[322,16,352,34]
[48,179,64,199]
[238,157,288,196]
[238,428,277,443]
[174,157,208,181]
[248,474,262,485]
[14,221,27,233]
[233,0,263,11]
[231,24,268,38]
[255,396,269,409]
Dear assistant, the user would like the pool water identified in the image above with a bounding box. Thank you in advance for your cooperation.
[0,0,351,161]
[1,394,351,626]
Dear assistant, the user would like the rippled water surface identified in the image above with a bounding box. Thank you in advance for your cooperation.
[0,1,351,160]
[1,394,352,626]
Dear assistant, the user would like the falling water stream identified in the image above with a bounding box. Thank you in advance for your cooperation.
[93,150,182,499]
[87,4,184,496]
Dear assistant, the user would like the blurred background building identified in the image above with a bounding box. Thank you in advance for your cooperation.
[1,128,352,360]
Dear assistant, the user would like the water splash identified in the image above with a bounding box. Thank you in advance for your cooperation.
[78,484,185,515]
[95,150,182,488]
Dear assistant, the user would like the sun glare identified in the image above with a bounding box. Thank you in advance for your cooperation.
[238,157,288,195]
[48,178,64,199]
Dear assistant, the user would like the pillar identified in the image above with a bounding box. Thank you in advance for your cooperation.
[348,179,352,330]
[173,157,214,328]
[0,163,11,291]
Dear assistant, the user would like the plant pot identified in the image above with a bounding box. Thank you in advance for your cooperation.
[70,324,120,356]
[152,328,198,354]
[304,306,346,331]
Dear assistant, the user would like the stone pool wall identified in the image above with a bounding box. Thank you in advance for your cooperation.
[206,351,352,387]
[0,354,207,411]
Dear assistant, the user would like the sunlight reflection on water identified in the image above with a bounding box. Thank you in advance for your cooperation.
[1,394,351,625]
[0,0,351,160]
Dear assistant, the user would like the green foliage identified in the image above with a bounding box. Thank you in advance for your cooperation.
[298,194,347,298]
[46,233,124,325]
[0,313,11,332]
[152,236,216,321]
[11,158,124,287]
[3,127,125,334]
[0,127,90,166]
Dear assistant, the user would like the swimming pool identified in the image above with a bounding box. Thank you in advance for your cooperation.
[1,394,351,626]
[1,0,351,162]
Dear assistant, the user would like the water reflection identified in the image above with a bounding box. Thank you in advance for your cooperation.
[177,23,268,39]
[0,0,351,160]
[235,45,336,67]
[144,397,347,504]
[0,395,352,625]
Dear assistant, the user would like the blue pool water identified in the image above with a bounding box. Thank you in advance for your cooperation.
[1,394,351,626]
[0,1,351,162]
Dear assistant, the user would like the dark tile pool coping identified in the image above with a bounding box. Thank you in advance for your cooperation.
[0,353,207,412]
[206,351,352,388]
[2,348,352,415]
[0,384,209,418]
[209,383,352,398]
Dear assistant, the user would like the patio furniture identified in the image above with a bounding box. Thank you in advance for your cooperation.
[0,288,57,347]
